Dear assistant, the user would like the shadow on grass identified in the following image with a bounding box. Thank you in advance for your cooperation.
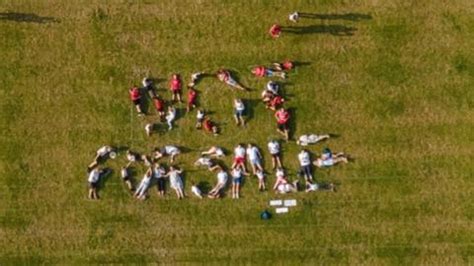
[97,168,113,194]
[282,24,356,36]
[0,12,59,23]
[242,98,260,124]
[287,107,297,141]
[298,12,372,21]
[197,181,212,194]
[293,61,312,68]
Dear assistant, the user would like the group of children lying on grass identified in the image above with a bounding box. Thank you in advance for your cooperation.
[128,59,295,138]
[86,139,350,200]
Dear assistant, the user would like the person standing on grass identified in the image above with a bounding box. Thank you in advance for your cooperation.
[208,169,229,199]
[216,69,247,91]
[129,86,144,115]
[252,65,286,79]
[120,166,134,192]
[246,143,263,175]
[169,74,182,102]
[152,96,166,121]
[233,98,246,126]
[153,163,167,197]
[267,139,282,169]
[231,144,247,171]
[187,85,198,112]
[166,105,177,130]
[134,167,153,200]
[154,145,181,163]
[298,149,313,183]
[275,107,290,140]
[166,166,184,199]
[231,165,248,199]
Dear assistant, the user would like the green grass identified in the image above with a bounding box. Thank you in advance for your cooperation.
[1,0,473,264]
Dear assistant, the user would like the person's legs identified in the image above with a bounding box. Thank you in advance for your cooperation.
[236,184,240,198]
[250,163,256,175]
[239,162,247,172]
[88,160,99,170]
[174,188,180,199]
[333,157,348,165]
[234,114,240,125]
[283,128,289,140]
[125,180,134,191]
[276,156,282,168]
[135,104,142,113]
[170,154,176,163]
[271,155,278,170]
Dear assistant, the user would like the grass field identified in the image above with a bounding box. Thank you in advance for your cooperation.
[1,0,473,264]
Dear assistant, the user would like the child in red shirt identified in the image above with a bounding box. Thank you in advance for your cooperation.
[203,117,219,136]
[152,96,166,121]
[269,24,282,38]
[187,86,198,112]
[129,87,144,115]
[275,108,290,140]
[273,60,294,71]
[251,66,286,79]
[267,95,285,111]
[169,74,182,102]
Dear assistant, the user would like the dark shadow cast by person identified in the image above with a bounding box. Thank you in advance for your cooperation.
[242,98,260,124]
[283,24,356,36]
[138,87,150,114]
[197,181,212,194]
[0,12,59,23]
[96,168,113,193]
[293,61,312,68]
[287,107,297,141]
[298,12,372,21]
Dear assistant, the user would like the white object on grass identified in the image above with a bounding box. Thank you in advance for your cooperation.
[276,207,289,214]
[270,200,283,206]
[289,12,299,22]
[284,199,297,207]
[109,151,117,159]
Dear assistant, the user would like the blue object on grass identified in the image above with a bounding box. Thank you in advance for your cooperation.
[261,210,272,220]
